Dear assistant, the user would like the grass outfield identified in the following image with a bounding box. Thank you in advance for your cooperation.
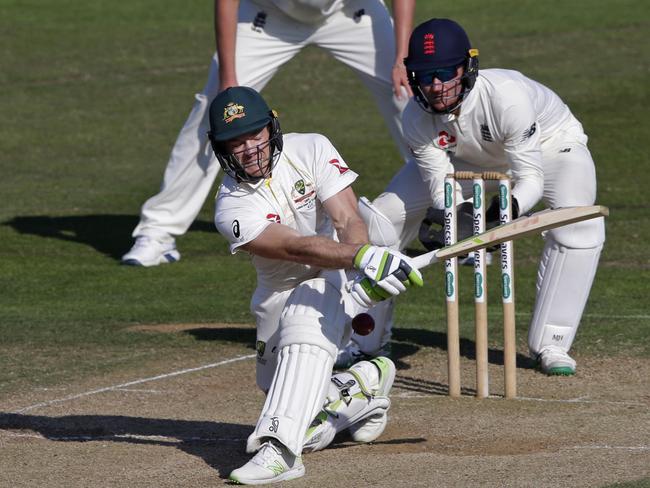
[1,0,648,401]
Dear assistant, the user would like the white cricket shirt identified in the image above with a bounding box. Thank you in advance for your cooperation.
[215,132,358,291]
[403,68,582,214]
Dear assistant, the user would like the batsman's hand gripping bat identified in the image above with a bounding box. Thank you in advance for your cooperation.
[411,205,609,270]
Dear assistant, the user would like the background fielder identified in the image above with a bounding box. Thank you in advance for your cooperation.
[351,18,605,375]
[122,0,416,267]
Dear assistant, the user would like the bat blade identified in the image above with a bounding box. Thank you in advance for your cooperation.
[411,205,609,270]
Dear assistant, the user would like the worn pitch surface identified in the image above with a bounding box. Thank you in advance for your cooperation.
[1,327,648,488]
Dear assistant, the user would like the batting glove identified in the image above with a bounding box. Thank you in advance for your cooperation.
[350,245,423,307]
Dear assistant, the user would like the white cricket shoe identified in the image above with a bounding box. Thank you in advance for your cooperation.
[537,346,576,376]
[121,236,180,267]
[459,250,494,267]
[334,340,365,369]
[303,357,395,452]
[348,356,396,443]
[334,341,392,370]
[228,439,305,485]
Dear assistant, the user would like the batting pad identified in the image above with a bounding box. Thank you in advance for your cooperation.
[528,236,603,355]
[247,343,334,456]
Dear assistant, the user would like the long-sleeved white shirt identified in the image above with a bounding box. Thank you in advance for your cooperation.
[403,68,581,213]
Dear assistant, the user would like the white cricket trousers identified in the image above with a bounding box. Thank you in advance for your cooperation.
[132,0,408,240]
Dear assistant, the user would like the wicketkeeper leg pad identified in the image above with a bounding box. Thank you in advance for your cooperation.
[528,227,604,356]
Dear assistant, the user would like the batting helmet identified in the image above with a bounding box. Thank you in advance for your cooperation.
[207,87,283,183]
[404,19,479,113]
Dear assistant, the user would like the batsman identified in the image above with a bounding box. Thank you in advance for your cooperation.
[347,18,606,376]
[208,86,422,484]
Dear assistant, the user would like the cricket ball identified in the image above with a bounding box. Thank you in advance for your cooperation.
[351,313,375,336]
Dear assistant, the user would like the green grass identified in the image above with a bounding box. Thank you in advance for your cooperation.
[0,0,648,395]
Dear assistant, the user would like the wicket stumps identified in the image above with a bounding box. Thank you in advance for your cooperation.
[444,171,517,399]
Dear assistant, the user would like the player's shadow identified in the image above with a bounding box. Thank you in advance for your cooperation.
[392,328,537,370]
[0,412,424,477]
[3,215,216,260]
[0,412,251,479]
[184,327,257,350]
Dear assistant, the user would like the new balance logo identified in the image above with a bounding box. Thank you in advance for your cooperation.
[480,124,493,142]
[521,122,537,142]
[267,460,285,475]
[252,11,267,32]
[559,148,571,153]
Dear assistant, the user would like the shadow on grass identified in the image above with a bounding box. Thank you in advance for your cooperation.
[4,215,216,259]
[184,327,257,350]
[0,412,424,478]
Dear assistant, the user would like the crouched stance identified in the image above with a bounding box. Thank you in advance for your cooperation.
[209,87,422,484]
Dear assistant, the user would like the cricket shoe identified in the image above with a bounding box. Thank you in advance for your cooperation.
[348,356,395,443]
[334,341,392,370]
[459,251,494,267]
[228,439,305,485]
[121,236,180,267]
[536,346,576,376]
[303,357,395,452]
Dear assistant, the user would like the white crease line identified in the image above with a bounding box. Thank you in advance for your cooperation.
[0,430,245,443]
[567,445,650,452]
[518,396,647,407]
[112,388,166,393]
[395,393,647,407]
[12,354,256,414]
[5,431,647,453]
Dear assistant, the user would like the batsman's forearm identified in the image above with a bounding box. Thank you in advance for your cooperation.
[282,236,362,270]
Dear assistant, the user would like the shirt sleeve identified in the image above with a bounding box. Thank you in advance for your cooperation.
[402,101,455,209]
[214,187,272,254]
[311,134,358,203]
[498,87,545,214]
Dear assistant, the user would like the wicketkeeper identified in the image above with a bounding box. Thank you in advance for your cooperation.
[208,86,422,484]
[346,18,605,376]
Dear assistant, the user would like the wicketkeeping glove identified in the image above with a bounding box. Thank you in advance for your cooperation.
[418,202,474,252]
[350,245,423,307]
[485,195,520,228]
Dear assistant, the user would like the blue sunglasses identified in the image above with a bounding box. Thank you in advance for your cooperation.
[415,66,459,84]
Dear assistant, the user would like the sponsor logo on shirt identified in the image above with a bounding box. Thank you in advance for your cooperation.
[266,213,281,223]
[328,158,349,174]
[223,102,245,124]
[480,123,493,142]
[521,122,537,142]
[437,130,457,149]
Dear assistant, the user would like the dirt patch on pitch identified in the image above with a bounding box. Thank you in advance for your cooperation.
[1,340,648,487]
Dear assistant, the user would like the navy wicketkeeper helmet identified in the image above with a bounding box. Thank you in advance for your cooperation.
[404,18,479,113]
